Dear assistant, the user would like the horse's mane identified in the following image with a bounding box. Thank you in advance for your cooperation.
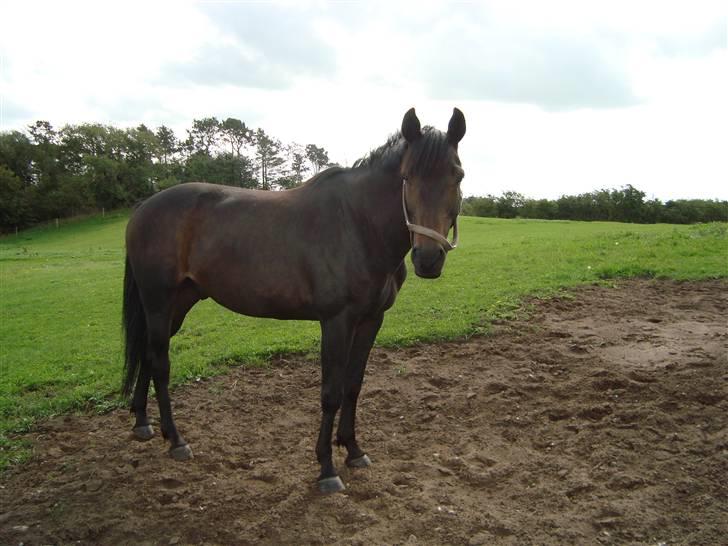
[306,166,346,184]
[352,126,454,177]
[352,133,405,173]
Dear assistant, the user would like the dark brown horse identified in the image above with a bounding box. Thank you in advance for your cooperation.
[122,107,466,492]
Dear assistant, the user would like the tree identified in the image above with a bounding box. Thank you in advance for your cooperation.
[28,120,57,147]
[0,131,35,184]
[289,151,307,186]
[274,142,308,189]
[186,117,220,156]
[305,144,329,174]
[155,125,178,165]
[122,126,159,199]
[220,118,253,157]
[54,123,154,210]
[26,121,62,193]
[461,196,498,217]
[610,184,645,223]
[58,123,111,172]
[126,125,159,164]
[85,155,127,209]
[219,153,256,188]
[253,129,285,190]
[521,198,557,219]
[180,152,255,188]
[2,116,346,229]
[219,118,254,186]
[0,165,35,229]
[496,191,525,218]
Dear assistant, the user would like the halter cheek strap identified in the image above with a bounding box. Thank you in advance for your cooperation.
[402,179,459,252]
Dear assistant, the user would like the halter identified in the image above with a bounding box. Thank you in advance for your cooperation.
[401,178,459,252]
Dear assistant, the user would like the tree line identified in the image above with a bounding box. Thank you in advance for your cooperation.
[462,186,728,224]
[0,118,336,231]
[2,118,726,232]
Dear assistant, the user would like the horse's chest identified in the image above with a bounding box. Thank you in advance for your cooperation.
[357,273,402,316]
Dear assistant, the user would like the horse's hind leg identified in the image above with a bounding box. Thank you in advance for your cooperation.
[336,313,383,468]
[131,365,154,440]
[131,283,199,442]
[146,309,192,461]
[170,280,201,337]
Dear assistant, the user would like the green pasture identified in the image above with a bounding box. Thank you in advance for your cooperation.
[1,213,726,470]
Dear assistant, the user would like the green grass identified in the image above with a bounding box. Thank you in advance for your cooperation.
[1,213,726,470]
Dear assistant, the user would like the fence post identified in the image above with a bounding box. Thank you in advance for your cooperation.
[56,218,59,229]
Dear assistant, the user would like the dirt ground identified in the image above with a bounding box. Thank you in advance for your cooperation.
[1,279,726,546]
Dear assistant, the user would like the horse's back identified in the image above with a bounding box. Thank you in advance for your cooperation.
[129,182,261,224]
[127,182,287,246]
[125,182,342,318]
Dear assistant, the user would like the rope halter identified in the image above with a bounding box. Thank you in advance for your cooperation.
[401,178,458,252]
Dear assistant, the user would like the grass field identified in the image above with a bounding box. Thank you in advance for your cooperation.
[1,213,726,469]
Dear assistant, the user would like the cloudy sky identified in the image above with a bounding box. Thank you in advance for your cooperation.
[1,1,725,200]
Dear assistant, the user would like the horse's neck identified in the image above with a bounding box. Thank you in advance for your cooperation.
[351,169,411,268]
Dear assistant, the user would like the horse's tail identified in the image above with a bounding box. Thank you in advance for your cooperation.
[122,256,147,400]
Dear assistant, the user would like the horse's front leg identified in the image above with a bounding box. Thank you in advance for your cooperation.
[335,312,384,468]
[316,313,355,493]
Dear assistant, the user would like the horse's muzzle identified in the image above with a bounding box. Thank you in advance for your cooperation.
[412,245,446,279]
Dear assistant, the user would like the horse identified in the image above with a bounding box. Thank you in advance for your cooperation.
[122,107,466,493]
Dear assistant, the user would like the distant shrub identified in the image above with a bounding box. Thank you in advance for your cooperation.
[462,185,727,225]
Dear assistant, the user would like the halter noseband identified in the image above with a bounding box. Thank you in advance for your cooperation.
[401,178,459,252]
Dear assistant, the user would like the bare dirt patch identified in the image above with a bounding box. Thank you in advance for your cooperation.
[2,280,726,545]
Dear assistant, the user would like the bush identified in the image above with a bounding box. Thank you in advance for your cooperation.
[462,186,727,225]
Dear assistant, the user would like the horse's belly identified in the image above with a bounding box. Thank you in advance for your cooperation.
[205,278,319,321]
[215,297,318,320]
[196,268,317,320]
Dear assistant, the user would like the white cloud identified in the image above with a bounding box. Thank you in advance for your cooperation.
[0,1,214,127]
[1,0,726,200]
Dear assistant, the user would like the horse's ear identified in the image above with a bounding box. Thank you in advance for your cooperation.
[447,107,466,145]
[401,107,422,143]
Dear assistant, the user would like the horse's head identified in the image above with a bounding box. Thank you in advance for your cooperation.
[400,107,466,279]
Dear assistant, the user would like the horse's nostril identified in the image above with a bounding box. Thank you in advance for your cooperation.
[413,247,444,269]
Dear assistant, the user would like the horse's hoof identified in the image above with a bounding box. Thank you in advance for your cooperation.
[346,454,371,468]
[132,424,154,441]
[169,444,193,461]
[318,476,345,494]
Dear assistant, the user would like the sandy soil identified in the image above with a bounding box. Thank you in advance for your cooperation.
[1,279,726,545]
